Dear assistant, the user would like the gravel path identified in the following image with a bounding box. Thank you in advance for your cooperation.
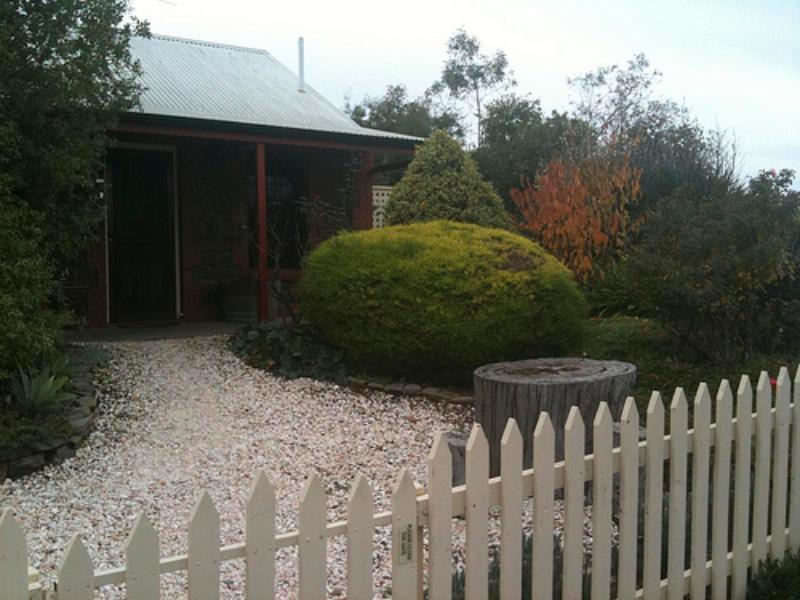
[0,336,471,598]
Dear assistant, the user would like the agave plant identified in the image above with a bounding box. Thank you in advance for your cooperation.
[11,365,75,417]
[44,353,78,380]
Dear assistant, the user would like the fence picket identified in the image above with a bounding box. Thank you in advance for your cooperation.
[792,365,800,549]
[465,424,489,600]
[592,403,613,600]
[500,419,523,600]
[0,509,28,600]
[392,468,419,600]
[533,413,555,600]
[643,392,665,598]
[563,407,585,599]
[347,474,374,600]
[668,389,688,600]
[58,535,94,600]
[188,491,220,600]
[427,433,452,600]
[618,397,639,600]
[711,380,733,600]
[246,471,275,600]
[7,365,799,600]
[126,513,160,600]
[752,372,772,568]
[770,367,791,558]
[690,384,711,598]
[732,376,754,598]
[299,473,327,600]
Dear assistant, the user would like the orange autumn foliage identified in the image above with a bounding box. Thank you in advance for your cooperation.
[510,158,642,283]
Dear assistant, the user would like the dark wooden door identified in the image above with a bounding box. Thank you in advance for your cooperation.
[108,148,177,322]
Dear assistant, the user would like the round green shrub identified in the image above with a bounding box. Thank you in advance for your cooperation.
[300,221,587,382]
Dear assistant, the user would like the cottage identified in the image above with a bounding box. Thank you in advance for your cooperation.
[73,34,417,327]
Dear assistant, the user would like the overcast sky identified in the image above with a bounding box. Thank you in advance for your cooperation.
[131,0,799,182]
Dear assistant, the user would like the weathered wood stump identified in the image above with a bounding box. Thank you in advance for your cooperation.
[473,358,636,474]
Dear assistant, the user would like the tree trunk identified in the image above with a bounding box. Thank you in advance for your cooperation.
[473,358,636,474]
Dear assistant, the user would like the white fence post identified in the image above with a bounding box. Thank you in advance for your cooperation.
[299,473,327,600]
[500,419,523,600]
[391,468,419,600]
[246,471,275,600]
[667,389,688,600]
[752,372,773,568]
[563,407,585,599]
[591,403,613,600]
[643,392,665,598]
[0,509,28,600]
[58,535,94,600]
[347,474,374,600]
[771,367,791,557]
[126,513,160,600]
[532,413,555,600]
[711,380,733,600]
[188,491,220,600]
[427,433,452,600]
[465,425,489,600]
[732,375,754,598]
[690,384,711,598]
[790,365,800,548]
[617,397,640,600]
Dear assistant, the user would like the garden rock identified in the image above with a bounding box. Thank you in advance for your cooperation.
[8,453,45,477]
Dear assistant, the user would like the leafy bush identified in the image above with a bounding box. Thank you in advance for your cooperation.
[230,322,348,383]
[625,170,800,363]
[11,364,75,417]
[586,260,635,316]
[384,130,513,229]
[0,200,65,385]
[748,551,800,599]
[300,221,587,383]
[45,353,79,381]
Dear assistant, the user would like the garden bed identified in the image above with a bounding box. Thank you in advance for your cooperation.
[0,346,106,479]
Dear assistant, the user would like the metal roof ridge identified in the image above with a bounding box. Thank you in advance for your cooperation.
[143,34,273,57]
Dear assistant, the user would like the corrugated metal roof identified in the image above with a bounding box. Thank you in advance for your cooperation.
[129,35,419,143]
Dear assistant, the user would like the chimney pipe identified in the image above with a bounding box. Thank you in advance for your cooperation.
[297,37,305,93]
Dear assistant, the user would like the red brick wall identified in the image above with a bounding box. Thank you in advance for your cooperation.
[81,135,373,327]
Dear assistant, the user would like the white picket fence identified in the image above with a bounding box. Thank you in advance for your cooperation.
[2,367,800,599]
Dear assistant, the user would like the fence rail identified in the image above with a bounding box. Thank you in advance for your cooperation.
[2,366,799,599]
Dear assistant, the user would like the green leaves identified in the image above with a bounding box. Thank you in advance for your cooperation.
[230,323,348,384]
[385,131,512,230]
[0,0,144,262]
[748,550,800,599]
[11,363,75,418]
[300,221,587,384]
[625,174,800,363]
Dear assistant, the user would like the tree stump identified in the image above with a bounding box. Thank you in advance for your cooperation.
[473,358,636,474]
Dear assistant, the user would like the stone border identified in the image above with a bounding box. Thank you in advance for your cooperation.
[0,348,104,480]
[346,376,474,405]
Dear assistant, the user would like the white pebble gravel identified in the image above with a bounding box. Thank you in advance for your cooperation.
[0,336,472,598]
